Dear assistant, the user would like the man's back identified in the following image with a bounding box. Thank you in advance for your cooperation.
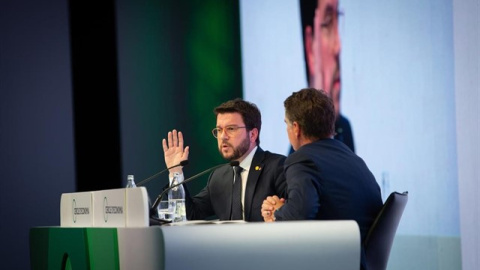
[283,138,382,241]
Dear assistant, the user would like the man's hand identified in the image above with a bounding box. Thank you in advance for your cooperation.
[162,129,189,174]
[261,195,285,222]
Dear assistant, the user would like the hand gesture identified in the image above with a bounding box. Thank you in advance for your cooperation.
[162,129,189,174]
[261,195,285,222]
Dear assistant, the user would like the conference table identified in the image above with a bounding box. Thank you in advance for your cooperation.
[30,220,360,270]
[30,187,361,269]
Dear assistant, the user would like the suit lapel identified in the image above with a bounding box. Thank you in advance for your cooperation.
[244,147,265,220]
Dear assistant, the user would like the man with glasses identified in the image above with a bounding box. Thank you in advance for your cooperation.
[299,0,354,152]
[162,98,286,221]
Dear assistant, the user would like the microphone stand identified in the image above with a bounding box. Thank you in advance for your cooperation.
[150,161,239,225]
[137,160,189,186]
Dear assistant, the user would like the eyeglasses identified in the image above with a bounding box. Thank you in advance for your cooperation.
[212,126,247,138]
[320,7,344,38]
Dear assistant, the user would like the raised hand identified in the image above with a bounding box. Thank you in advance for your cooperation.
[162,129,189,174]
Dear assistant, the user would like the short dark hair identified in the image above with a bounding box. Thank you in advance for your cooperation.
[214,98,261,145]
[299,0,319,85]
[284,88,335,139]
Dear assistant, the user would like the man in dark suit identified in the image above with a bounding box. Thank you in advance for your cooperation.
[163,99,286,221]
[261,88,382,269]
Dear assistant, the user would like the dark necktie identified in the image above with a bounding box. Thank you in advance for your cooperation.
[231,165,243,220]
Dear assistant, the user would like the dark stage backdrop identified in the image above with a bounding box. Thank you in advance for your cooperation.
[116,0,243,200]
[1,0,242,269]
[1,0,75,269]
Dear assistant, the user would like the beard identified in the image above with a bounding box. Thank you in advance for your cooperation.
[218,135,251,161]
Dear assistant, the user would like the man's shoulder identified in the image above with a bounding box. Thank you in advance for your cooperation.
[255,147,286,162]
[285,147,310,164]
[284,141,326,166]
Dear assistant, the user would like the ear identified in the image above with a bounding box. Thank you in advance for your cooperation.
[250,128,259,143]
[304,25,315,83]
[292,121,301,138]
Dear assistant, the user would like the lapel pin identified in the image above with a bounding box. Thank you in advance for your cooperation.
[255,166,262,171]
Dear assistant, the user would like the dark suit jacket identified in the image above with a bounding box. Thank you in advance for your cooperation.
[289,113,355,154]
[276,138,382,269]
[185,147,286,222]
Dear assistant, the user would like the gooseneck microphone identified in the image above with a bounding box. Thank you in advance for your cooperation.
[136,160,189,187]
[150,161,239,214]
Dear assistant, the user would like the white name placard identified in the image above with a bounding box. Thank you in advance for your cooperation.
[60,187,149,228]
[60,191,93,227]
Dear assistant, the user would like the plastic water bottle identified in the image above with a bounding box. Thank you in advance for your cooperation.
[126,174,136,188]
[168,173,187,222]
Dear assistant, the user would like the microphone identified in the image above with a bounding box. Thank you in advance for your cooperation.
[136,160,189,186]
[150,161,239,214]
